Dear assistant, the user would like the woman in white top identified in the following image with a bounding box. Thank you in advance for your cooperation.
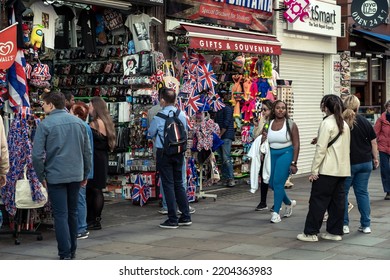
[267,100,300,223]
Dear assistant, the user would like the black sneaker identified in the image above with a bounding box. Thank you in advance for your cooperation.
[77,231,89,240]
[178,218,192,226]
[255,203,268,211]
[87,222,101,230]
[159,219,179,229]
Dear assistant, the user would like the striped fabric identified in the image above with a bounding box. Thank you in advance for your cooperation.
[7,50,30,111]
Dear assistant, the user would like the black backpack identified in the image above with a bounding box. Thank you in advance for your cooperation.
[157,109,187,155]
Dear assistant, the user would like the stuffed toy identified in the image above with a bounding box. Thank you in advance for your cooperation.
[243,77,252,101]
[263,56,273,78]
[30,25,44,49]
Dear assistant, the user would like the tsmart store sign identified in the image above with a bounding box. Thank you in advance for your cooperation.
[287,0,341,37]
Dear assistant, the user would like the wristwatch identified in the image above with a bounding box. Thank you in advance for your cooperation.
[291,161,297,166]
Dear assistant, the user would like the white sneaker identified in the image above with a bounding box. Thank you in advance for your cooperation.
[158,208,168,215]
[320,232,342,241]
[297,233,318,242]
[270,212,281,223]
[283,200,296,217]
[358,226,371,234]
[343,225,350,234]
[177,206,196,215]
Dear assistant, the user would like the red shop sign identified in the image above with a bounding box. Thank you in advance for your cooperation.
[0,23,18,70]
[189,37,282,55]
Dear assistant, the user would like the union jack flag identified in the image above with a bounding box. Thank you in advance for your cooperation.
[132,174,151,206]
[189,52,199,65]
[208,93,225,112]
[180,51,189,68]
[197,63,217,92]
[187,176,197,203]
[8,50,30,111]
[186,92,203,116]
[180,80,195,95]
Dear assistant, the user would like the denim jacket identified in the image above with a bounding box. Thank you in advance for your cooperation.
[32,109,92,184]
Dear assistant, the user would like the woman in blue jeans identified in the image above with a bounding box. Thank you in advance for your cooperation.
[343,95,379,234]
[267,100,300,223]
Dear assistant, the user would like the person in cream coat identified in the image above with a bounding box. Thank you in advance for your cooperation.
[297,94,350,242]
[0,115,9,187]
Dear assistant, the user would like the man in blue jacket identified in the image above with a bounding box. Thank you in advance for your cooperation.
[148,87,191,229]
[32,91,92,260]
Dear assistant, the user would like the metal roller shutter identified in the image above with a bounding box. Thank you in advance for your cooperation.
[279,51,325,175]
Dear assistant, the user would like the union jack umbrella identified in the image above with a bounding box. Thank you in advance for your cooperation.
[132,174,151,206]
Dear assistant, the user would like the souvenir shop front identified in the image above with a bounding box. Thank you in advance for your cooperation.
[0,0,167,231]
[164,20,283,190]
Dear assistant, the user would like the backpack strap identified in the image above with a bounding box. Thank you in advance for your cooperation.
[156,112,167,120]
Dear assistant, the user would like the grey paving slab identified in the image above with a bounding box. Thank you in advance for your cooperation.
[270,248,337,260]
[182,251,258,260]
[219,244,287,257]
[149,236,235,251]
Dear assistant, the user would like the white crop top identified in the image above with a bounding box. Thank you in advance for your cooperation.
[267,119,292,149]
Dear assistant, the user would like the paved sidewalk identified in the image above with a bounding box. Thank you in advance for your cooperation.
[1,170,389,260]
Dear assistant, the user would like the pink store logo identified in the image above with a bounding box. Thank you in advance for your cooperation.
[283,0,311,23]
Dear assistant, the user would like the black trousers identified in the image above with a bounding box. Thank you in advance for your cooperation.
[304,175,346,236]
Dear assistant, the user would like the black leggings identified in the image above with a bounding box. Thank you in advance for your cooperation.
[259,161,269,204]
[86,187,104,223]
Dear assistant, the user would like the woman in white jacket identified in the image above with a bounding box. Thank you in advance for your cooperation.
[297,94,350,242]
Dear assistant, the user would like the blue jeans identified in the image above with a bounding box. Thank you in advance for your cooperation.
[344,161,371,228]
[77,186,87,234]
[157,149,190,223]
[161,160,187,210]
[379,152,390,193]
[217,138,233,180]
[269,146,293,214]
[47,182,80,258]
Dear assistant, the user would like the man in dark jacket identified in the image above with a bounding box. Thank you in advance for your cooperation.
[215,91,236,187]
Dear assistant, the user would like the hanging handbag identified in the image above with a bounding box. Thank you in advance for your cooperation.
[162,61,180,94]
[15,167,48,209]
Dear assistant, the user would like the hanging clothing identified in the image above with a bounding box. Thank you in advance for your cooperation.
[1,113,45,216]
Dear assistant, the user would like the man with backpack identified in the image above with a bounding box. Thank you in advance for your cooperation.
[148,87,191,228]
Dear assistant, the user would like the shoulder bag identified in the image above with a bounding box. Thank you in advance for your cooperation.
[15,167,48,209]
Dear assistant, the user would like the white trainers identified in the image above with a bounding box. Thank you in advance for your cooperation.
[158,208,168,215]
[283,200,296,217]
[297,233,318,242]
[343,225,350,234]
[319,232,342,241]
[358,226,371,234]
[177,206,196,215]
[270,212,281,223]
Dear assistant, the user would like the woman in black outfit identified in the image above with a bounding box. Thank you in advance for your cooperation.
[86,96,116,230]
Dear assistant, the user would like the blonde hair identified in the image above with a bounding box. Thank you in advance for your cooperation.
[343,95,360,128]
